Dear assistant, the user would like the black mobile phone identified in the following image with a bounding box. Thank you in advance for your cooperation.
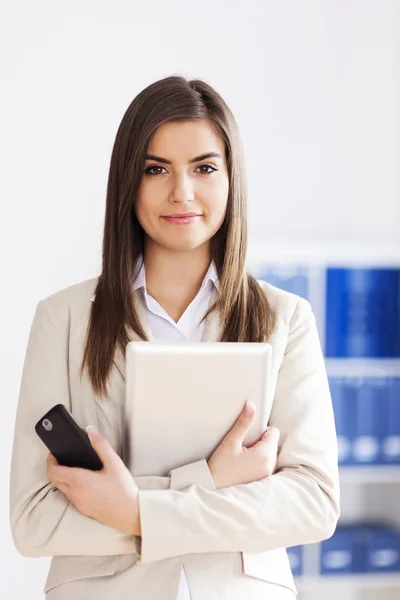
[35,404,103,470]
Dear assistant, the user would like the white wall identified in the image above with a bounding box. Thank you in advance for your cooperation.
[1,1,398,597]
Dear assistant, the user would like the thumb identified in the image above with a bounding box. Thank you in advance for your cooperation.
[86,425,116,469]
[224,402,256,446]
[252,426,280,452]
[262,426,280,444]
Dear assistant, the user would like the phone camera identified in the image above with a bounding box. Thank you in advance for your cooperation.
[42,419,53,432]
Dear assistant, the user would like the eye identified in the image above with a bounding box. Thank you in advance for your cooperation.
[143,164,217,176]
[196,164,217,175]
[144,165,167,176]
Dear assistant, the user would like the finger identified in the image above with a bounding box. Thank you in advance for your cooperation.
[85,426,113,470]
[52,481,71,496]
[47,453,73,484]
[47,467,71,488]
[46,453,86,485]
[47,452,58,466]
[262,426,280,444]
[223,402,256,446]
[252,427,280,452]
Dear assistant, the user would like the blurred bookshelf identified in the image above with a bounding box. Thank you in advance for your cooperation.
[296,573,400,592]
[248,244,400,598]
[339,465,400,484]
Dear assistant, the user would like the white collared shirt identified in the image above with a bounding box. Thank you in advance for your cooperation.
[132,257,220,600]
[132,258,220,342]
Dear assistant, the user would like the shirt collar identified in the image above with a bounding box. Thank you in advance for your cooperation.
[132,256,220,294]
[89,259,220,303]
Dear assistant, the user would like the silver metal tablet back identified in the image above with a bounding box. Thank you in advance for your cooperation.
[123,341,272,477]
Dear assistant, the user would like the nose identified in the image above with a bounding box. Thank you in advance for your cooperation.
[169,173,195,204]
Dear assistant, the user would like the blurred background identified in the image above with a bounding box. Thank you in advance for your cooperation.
[1,1,399,598]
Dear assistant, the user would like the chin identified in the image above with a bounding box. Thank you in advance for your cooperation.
[159,235,210,252]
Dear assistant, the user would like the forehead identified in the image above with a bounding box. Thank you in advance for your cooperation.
[147,119,225,156]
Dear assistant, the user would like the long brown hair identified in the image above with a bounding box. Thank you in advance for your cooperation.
[81,75,276,400]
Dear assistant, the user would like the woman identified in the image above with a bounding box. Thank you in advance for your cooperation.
[10,75,340,599]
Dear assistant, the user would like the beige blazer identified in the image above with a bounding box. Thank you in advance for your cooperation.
[9,277,340,599]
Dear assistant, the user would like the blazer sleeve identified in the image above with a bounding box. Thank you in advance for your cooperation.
[9,299,215,558]
[135,297,341,564]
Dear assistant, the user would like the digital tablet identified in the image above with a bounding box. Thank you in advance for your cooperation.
[123,341,273,477]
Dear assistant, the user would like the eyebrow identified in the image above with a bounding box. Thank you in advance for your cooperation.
[145,152,222,164]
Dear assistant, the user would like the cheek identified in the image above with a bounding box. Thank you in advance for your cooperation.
[206,184,229,223]
[134,192,159,229]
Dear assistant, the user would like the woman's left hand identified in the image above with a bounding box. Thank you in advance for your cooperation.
[47,425,141,536]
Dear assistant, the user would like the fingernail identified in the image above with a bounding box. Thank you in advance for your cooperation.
[86,425,98,436]
[245,401,256,414]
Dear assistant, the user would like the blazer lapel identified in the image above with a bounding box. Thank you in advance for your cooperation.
[112,286,222,381]
[112,291,151,381]
[200,286,221,342]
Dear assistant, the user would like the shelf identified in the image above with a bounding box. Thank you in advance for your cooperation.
[339,466,400,483]
[295,572,400,592]
[325,358,400,377]
[247,242,400,265]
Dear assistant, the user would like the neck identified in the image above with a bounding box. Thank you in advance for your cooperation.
[143,239,212,301]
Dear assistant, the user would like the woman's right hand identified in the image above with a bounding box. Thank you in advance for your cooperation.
[207,401,280,490]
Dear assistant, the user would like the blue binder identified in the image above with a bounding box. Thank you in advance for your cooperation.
[325,268,400,358]
[329,377,354,465]
[382,378,400,465]
[256,265,309,300]
[320,523,400,575]
[287,545,303,577]
[353,378,386,465]
[366,527,400,573]
[320,526,356,574]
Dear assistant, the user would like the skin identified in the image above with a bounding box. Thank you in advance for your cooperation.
[47,426,141,535]
[135,119,230,322]
[47,119,281,534]
[47,119,231,536]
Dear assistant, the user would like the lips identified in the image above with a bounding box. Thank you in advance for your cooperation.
[162,213,202,218]
[161,214,203,225]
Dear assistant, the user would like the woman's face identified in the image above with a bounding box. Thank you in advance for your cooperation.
[135,119,229,254]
